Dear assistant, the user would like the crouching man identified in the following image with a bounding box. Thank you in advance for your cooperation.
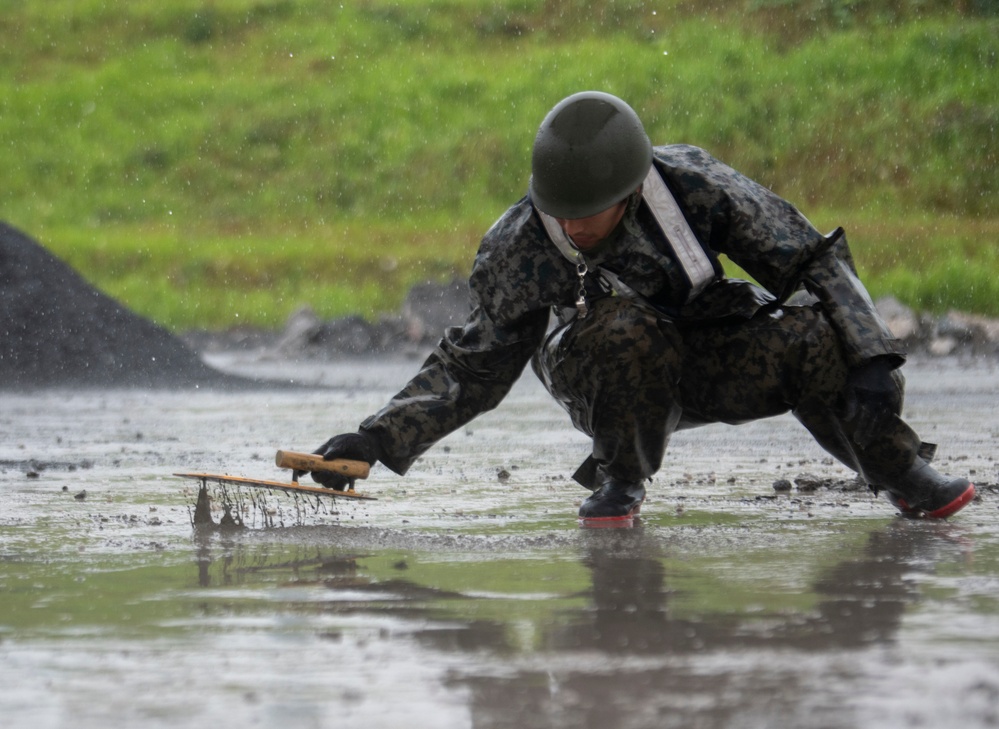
[303,91,974,523]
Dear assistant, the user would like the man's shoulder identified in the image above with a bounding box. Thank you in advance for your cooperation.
[481,196,544,248]
[651,144,747,197]
[652,144,720,170]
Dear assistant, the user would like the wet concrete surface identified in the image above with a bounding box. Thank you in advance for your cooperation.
[2,353,999,728]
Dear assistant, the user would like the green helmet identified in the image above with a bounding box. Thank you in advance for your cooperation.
[529,91,652,220]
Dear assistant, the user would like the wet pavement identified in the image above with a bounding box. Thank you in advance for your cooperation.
[2,353,999,728]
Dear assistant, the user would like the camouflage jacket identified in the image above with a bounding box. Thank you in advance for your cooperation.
[361,144,903,475]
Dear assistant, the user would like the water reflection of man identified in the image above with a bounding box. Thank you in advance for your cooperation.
[458,523,950,726]
[556,526,924,653]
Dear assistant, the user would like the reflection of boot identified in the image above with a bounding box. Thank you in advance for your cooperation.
[883,458,975,518]
[579,478,646,520]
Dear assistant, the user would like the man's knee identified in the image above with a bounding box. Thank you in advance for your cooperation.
[779,305,854,405]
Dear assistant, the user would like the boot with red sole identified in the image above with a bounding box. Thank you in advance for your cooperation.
[883,460,975,519]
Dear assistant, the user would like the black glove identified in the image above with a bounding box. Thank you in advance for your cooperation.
[842,358,903,449]
[305,431,383,490]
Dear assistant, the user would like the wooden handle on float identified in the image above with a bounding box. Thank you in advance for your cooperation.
[275,450,371,479]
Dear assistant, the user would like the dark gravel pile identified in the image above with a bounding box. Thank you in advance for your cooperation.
[0,221,248,389]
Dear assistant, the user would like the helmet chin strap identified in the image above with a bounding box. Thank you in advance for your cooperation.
[536,165,716,311]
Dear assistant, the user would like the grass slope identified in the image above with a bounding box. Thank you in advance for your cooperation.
[1,0,996,328]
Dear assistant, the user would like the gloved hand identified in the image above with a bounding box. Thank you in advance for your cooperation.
[303,431,383,490]
[842,357,903,449]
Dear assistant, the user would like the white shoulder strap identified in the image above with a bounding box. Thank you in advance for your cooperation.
[536,166,715,303]
[640,166,715,300]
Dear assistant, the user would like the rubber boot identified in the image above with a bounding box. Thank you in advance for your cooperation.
[578,479,646,521]
[883,458,975,519]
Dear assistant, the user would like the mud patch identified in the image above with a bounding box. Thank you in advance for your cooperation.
[0,458,95,477]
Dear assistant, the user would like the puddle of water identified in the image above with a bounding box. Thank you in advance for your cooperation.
[2,355,999,728]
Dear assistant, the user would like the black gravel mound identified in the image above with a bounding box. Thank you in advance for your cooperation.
[0,221,261,389]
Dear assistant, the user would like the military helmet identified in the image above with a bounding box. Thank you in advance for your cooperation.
[529,91,652,220]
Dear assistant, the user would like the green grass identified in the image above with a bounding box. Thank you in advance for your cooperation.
[856,217,999,316]
[39,221,476,329]
[1,0,997,329]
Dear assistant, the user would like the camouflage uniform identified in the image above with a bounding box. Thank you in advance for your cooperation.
[360,145,924,491]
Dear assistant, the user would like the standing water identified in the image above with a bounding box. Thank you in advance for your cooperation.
[2,354,999,728]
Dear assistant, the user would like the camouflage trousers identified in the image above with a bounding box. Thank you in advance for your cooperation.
[531,296,923,490]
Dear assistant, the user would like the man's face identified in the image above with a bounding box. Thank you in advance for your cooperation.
[555,198,628,251]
